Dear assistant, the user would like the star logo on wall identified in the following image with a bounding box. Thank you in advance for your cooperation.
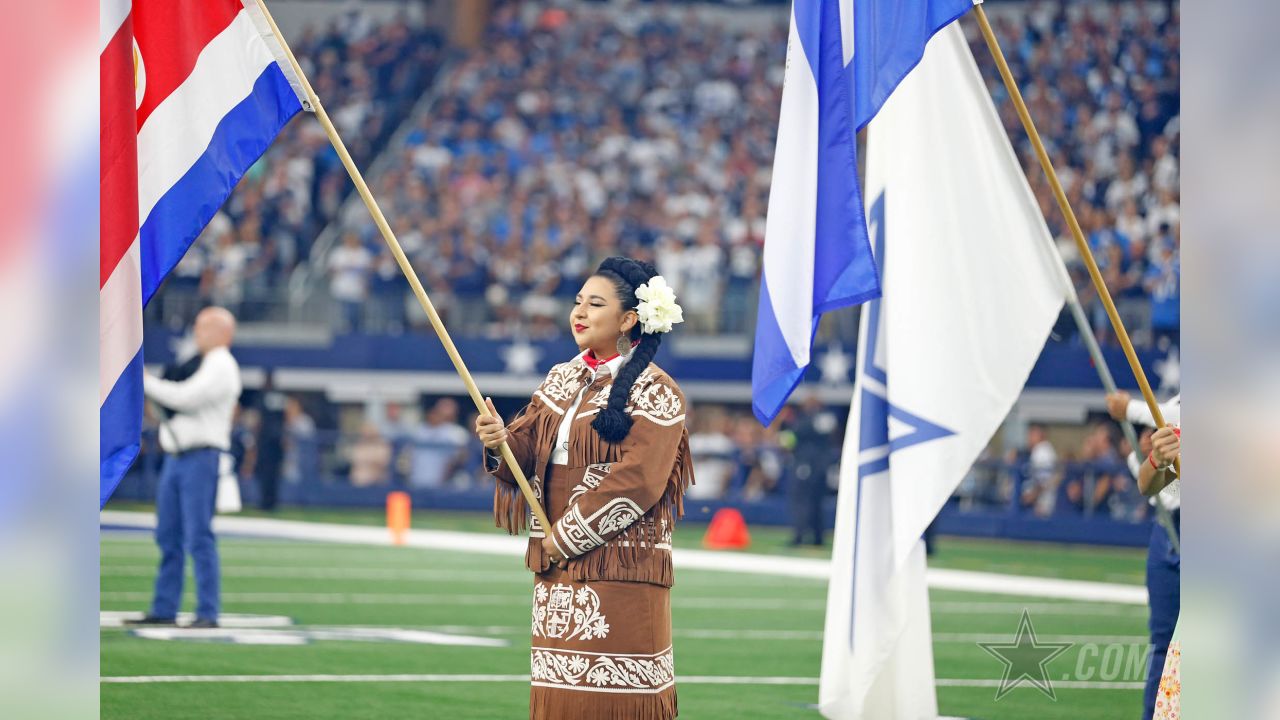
[500,339,542,377]
[816,343,853,385]
[977,610,1073,701]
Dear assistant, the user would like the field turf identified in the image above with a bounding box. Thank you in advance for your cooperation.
[101,507,1148,718]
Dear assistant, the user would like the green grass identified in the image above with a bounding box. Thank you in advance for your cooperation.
[101,509,1149,719]
[105,499,1146,584]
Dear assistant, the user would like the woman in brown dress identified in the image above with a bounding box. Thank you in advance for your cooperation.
[475,256,692,719]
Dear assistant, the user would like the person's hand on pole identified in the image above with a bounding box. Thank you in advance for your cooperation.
[1106,391,1132,421]
[475,397,508,449]
[541,536,567,568]
[1150,424,1181,469]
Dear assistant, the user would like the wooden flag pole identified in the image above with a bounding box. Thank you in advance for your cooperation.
[251,0,552,532]
[971,4,1178,475]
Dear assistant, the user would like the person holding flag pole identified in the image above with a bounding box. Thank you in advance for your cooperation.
[250,4,698,718]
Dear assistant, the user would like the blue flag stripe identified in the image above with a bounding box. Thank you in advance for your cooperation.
[751,0,971,426]
[100,349,145,506]
[851,0,973,128]
[138,64,302,306]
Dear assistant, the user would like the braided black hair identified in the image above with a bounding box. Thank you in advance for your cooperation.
[591,256,663,444]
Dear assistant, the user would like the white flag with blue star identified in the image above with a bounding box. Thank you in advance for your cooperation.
[819,24,1068,719]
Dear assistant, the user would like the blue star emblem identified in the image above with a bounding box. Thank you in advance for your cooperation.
[856,192,955,481]
[848,192,955,650]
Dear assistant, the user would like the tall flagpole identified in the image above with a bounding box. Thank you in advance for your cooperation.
[971,3,1179,476]
[250,0,551,532]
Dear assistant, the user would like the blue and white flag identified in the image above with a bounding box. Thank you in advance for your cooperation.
[752,0,973,425]
[819,24,1069,719]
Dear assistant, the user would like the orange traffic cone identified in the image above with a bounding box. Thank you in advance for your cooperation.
[387,491,411,546]
[702,508,750,550]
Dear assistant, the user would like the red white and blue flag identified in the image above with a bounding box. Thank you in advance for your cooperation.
[100,0,308,506]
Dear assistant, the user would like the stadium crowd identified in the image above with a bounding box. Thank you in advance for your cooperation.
[152,0,1178,351]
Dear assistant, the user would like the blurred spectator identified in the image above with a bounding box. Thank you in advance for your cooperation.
[787,394,837,547]
[687,408,736,500]
[282,396,318,485]
[406,398,470,489]
[360,401,415,484]
[1019,423,1060,517]
[349,421,393,487]
[328,232,374,333]
[732,415,785,501]
[254,371,288,511]
[1145,234,1180,349]
[456,411,488,490]
[679,221,726,334]
[1063,423,1121,516]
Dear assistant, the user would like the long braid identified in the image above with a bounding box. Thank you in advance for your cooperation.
[591,257,663,444]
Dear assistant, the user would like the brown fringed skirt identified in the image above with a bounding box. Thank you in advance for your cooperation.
[528,466,677,719]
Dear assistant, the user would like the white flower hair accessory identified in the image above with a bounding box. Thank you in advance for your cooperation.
[634,275,684,334]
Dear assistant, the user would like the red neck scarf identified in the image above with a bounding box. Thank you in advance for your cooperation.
[582,349,620,371]
[582,341,639,371]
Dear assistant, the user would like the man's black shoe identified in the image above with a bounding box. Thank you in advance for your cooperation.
[124,615,177,626]
[185,618,219,629]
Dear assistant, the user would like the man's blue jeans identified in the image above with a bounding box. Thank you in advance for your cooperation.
[149,449,221,621]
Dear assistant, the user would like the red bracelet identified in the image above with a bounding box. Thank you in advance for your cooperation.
[1148,453,1160,470]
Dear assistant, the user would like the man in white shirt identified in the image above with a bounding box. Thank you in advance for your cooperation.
[130,307,242,629]
[1107,390,1180,720]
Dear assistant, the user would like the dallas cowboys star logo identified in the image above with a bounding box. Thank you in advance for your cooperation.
[848,192,955,651]
[856,192,954,481]
[500,339,542,377]
[816,342,853,385]
[978,609,1073,701]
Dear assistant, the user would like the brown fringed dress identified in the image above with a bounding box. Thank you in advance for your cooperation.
[488,350,693,719]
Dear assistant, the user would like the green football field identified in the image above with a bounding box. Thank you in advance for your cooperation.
[100,509,1150,719]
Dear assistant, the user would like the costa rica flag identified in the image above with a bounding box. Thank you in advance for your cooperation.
[100,0,308,506]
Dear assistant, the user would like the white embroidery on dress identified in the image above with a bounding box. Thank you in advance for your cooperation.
[631,382,682,420]
[567,463,612,505]
[535,361,589,412]
[586,385,612,409]
[587,497,645,537]
[531,582,610,641]
[627,367,660,400]
[555,505,605,556]
[529,475,545,536]
[530,646,675,693]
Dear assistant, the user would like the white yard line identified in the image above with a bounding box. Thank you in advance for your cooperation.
[101,511,1146,605]
[100,564,811,586]
[935,678,1145,690]
[100,673,1142,690]
[100,591,826,611]
[930,601,1146,616]
[98,616,1146,645]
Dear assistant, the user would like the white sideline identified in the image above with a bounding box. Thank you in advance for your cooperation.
[99,673,1143,690]
[101,511,1146,605]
